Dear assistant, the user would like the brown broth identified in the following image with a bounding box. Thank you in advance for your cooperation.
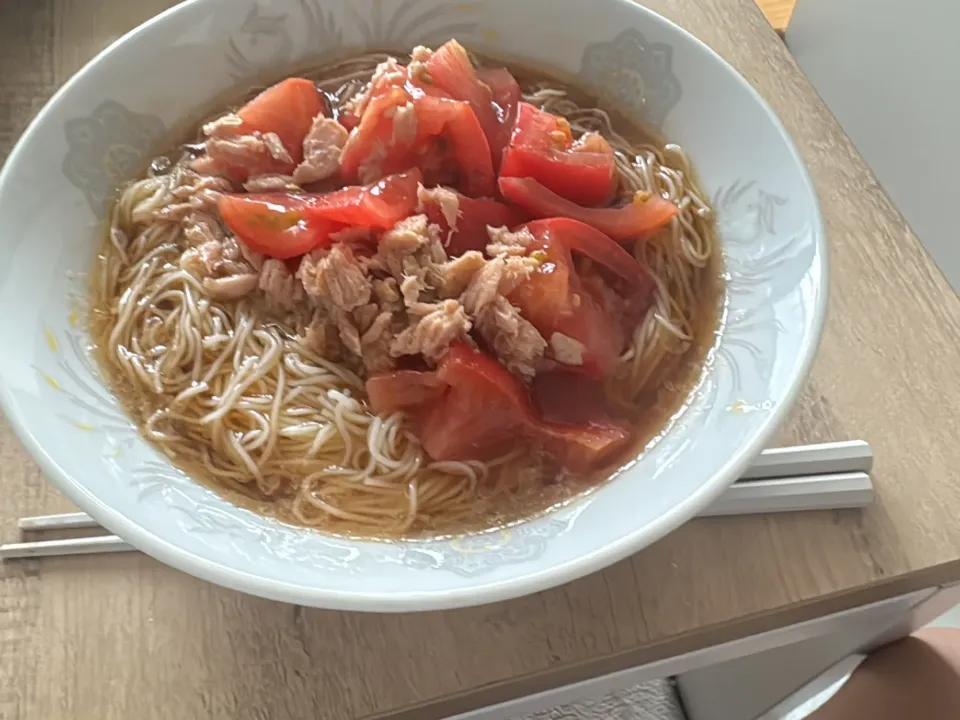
[88,50,724,539]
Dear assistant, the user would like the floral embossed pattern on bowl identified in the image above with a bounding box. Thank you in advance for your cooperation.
[581,29,682,127]
[62,100,166,217]
[0,0,825,610]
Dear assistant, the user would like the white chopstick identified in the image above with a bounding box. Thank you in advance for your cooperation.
[738,440,872,480]
[0,535,135,558]
[698,471,873,517]
[1,441,874,559]
[18,512,101,531]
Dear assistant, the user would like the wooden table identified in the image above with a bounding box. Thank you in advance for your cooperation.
[5,0,960,718]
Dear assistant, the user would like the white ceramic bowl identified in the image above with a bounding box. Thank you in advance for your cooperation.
[0,0,826,611]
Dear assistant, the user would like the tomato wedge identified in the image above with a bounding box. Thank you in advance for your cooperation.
[477,67,522,165]
[539,422,631,474]
[339,87,412,183]
[339,86,495,197]
[532,371,616,426]
[500,103,617,206]
[426,41,503,167]
[508,221,629,378]
[366,370,446,416]
[234,78,324,163]
[302,170,422,229]
[367,344,529,461]
[523,218,652,291]
[420,187,527,256]
[519,278,623,379]
[218,194,340,260]
[531,371,631,469]
[418,344,533,461]
[366,344,631,470]
[415,95,496,197]
[201,78,325,182]
[500,176,679,242]
[477,68,522,127]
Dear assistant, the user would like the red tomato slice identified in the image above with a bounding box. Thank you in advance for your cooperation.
[477,68,522,126]
[340,87,413,184]
[418,344,534,461]
[538,422,631,474]
[509,241,572,329]
[415,96,496,197]
[203,78,325,182]
[523,218,652,291]
[426,41,504,167]
[420,188,528,256]
[508,227,625,378]
[531,371,615,426]
[340,87,495,197]
[366,370,446,417]
[302,170,422,229]
[500,176,679,242]
[552,287,625,378]
[500,103,617,206]
[218,194,340,260]
[364,344,632,471]
[477,67,522,164]
[338,112,360,132]
[531,371,633,472]
[366,344,534,462]
[508,101,572,147]
[235,78,324,164]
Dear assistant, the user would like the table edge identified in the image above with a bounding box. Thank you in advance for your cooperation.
[374,560,960,719]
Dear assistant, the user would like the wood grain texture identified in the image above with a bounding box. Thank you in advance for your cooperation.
[2,0,960,718]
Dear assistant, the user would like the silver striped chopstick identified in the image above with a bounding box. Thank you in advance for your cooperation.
[0,440,873,560]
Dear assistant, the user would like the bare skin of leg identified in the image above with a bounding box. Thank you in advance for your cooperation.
[808,628,960,719]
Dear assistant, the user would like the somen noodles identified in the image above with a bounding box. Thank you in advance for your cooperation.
[89,43,722,537]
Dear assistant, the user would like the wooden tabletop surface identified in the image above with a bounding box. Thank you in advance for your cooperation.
[4,0,960,718]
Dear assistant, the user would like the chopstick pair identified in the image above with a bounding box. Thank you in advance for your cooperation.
[0,440,874,560]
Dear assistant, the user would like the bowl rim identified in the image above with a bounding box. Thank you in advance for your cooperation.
[0,0,827,611]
